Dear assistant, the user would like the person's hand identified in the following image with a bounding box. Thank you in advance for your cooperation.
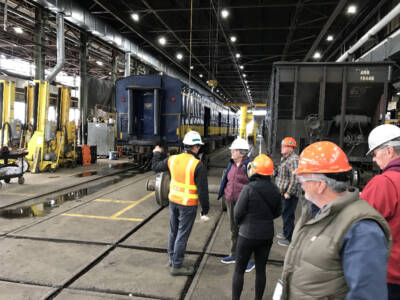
[284,193,290,199]
[153,145,163,153]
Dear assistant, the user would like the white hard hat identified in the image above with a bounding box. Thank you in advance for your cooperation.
[367,124,400,155]
[229,138,249,150]
[183,131,204,145]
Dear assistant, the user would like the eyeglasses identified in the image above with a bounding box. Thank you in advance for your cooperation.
[372,146,387,158]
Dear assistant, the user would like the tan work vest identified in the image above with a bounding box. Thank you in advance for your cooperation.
[281,190,391,299]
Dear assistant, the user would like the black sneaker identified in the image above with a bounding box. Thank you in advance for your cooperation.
[170,265,194,276]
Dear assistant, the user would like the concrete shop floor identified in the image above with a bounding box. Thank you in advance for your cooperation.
[0,142,294,299]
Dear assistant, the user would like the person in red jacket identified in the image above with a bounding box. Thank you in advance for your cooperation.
[361,124,400,300]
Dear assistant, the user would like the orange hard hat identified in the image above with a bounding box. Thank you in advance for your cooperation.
[250,154,274,176]
[282,137,297,147]
[294,141,352,174]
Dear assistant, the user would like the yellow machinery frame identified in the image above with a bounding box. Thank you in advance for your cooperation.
[0,80,16,147]
[26,80,76,172]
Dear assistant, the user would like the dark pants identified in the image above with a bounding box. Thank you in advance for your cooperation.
[388,283,400,300]
[282,195,298,242]
[232,235,273,300]
[168,201,197,268]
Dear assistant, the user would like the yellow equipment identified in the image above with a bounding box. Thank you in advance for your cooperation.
[26,81,77,172]
[0,80,22,148]
[21,84,35,149]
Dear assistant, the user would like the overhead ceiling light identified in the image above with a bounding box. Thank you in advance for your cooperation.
[13,27,23,34]
[190,65,194,70]
[221,9,229,19]
[216,89,219,92]
[235,53,241,59]
[0,54,5,59]
[347,5,357,14]
[239,65,244,70]
[176,53,183,60]
[326,35,334,42]
[243,74,247,78]
[131,13,140,22]
[313,51,321,59]
[245,80,248,84]
[230,36,237,43]
[158,36,166,45]
[199,74,203,78]
[96,61,103,66]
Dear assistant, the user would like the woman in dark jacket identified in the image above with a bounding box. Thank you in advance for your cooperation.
[232,154,281,300]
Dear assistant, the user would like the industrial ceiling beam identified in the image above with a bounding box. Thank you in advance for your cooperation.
[303,0,347,61]
[281,0,305,61]
[132,2,338,14]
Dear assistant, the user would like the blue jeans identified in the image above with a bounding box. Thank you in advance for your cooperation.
[168,201,197,268]
[282,195,298,242]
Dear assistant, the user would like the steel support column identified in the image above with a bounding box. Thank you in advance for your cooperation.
[80,32,89,145]
[291,67,298,137]
[124,52,131,77]
[34,7,47,80]
[318,66,326,128]
[111,52,119,109]
[339,67,347,148]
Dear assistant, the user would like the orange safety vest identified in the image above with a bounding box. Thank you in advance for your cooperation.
[168,153,200,206]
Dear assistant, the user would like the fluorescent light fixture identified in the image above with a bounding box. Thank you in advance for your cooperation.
[347,5,357,14]
[176,53,183,60]
[243,74,247,78]
[190,65,194,70]
[235,53,241,59]
[239,65,244,69]
[96,61,103,66]
[199,74,203,78]
[158,37,166,45]
[131,13,140,22]
[14,27,23,34]
[221,9,229,19]
[313,51,321,59]
[326,35,334,42]
[230,36,237,43]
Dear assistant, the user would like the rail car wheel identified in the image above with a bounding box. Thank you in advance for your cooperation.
[154,171,170,207]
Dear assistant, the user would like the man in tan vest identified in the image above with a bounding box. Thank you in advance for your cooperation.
[152,131,209,276]
[274,141,391,300]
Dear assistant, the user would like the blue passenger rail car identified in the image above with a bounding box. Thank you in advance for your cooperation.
[116,74,238,164]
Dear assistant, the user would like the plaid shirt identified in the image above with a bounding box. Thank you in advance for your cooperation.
[275,152,299,196]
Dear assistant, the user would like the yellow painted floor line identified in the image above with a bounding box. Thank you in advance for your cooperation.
[61,213,143,222]
[95,199,135,203]
[111,192,155,218]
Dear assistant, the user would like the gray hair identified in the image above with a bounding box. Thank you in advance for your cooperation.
[304,174,349,193]
[239,149,248,156]
[381,137,400,155]
[323,176,349,193]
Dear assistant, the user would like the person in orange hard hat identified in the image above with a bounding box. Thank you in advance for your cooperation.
[232,154,281,300]
[275,137,299,246]
[275,141,391,300]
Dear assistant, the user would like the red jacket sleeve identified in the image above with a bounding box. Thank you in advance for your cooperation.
[361,174,397,220]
